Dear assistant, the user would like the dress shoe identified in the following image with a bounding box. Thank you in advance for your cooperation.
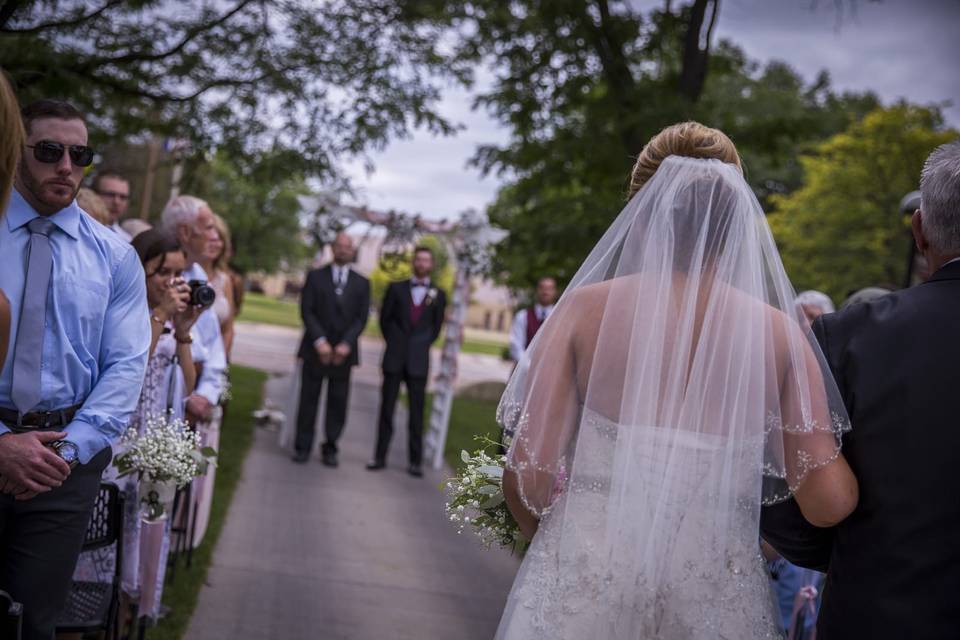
[291,451,310,464]
[366,460,386,471]
[321,450,338,467]
[407,464,423,478]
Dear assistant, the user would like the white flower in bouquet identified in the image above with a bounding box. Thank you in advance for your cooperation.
[444,441,528,555]
[114,412,217,519]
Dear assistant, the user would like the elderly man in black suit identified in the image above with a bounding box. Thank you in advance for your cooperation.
[761,141,960,639]
[293,232,370,466]
[367,246,447,477]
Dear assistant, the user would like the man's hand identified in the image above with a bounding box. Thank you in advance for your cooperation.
[316,339,333,366]
[0,431,71,496]
[185,395,213,424]
[332,342,351,366]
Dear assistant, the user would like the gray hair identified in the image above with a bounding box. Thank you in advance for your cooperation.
[841,287,891,310]
[160,195,209,235]
[796,290,835,314]
[920,140,960,255]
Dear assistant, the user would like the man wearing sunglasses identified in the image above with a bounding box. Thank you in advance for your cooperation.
[0,99,150,639]
[92,170,133,241]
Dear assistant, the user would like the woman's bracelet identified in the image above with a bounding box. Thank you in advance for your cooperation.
[174,332,193,345]
[150,313,166,325]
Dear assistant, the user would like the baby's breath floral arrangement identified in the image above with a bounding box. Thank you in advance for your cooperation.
[114,413,217,519]
[444,441,529,556]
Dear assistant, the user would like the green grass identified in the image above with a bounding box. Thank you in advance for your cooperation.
[440,395,502,472]
[149,365,268,640]
[240,292,508,358]
[237,292,302,328]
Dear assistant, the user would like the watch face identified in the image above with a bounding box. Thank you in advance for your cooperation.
[57,442,79,464]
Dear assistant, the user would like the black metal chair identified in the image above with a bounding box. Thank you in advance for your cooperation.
[167,481,195,581]
[56,482,124,640]
[1,589,23,640]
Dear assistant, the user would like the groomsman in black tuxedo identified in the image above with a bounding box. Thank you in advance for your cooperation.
[293,232,370,466]
[368,246,447,477]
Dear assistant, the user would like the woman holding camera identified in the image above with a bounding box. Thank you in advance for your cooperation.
[73,229,200,621]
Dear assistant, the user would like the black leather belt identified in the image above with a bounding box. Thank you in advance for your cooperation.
[0,404,82,430]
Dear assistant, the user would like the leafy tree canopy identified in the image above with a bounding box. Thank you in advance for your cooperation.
[768,105,957,303]
[399,0,886,291]
[2,0,467,178]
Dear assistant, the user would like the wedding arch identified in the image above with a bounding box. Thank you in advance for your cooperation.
[303,194,506,470]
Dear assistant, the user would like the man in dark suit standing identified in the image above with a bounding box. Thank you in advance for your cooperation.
[761,141,960,639]
[367,246,446,477]
[293,232,370,466]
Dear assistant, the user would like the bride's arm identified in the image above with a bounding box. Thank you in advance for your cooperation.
[504,469,541,540]
[502,308,582,539]
[778,319,858,528]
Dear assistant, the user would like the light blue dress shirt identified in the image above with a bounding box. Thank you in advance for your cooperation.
[0,189,151,463]
[183,263,226,405]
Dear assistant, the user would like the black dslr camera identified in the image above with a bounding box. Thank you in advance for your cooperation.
[188,279,216,307]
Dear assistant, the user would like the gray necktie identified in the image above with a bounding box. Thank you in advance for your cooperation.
[11,217,55,414]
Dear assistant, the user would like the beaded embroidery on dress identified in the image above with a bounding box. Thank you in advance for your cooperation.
[496,410,783,639]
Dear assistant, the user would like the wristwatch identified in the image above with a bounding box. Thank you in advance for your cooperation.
[51,440,80,469]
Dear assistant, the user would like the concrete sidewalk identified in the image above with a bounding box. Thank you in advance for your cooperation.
[184,373,519,640]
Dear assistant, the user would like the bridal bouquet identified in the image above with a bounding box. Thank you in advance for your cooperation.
[114,413,217,520]
[444,444,529,555]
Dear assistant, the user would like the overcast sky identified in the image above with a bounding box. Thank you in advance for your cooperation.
[344,0,960,220]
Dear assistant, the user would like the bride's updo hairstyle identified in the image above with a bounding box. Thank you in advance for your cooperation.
[628,121,741,199]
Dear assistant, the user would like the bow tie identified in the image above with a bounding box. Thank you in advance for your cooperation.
[412,281,429,288]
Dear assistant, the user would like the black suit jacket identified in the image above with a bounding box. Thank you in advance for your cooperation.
[297,265,370,371]
[760,261,960,640]
[379,280,447,377]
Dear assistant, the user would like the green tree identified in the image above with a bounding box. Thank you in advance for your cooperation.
[399,1,881,291]
[768,105,957,302]
[186,149,310,274]
[2,0,466,179]
[369,235,455,309]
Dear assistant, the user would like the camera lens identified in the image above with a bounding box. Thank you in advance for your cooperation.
[188,280,217,307]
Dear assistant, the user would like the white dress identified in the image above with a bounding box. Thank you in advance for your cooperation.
[495,409,784,639]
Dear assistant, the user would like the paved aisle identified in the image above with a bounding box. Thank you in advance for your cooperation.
[184,373,519,640]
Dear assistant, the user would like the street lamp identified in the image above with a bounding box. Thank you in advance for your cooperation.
[900,190,921,288]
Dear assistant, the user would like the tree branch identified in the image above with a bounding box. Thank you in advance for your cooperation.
[83,66,282,103]
[76,0,258,71]
[0,0,125,34]
[678,0,717,102]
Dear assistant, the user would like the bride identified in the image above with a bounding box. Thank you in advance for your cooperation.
[495,122,858,639]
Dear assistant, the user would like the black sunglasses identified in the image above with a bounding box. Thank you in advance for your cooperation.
[25,140,95,167]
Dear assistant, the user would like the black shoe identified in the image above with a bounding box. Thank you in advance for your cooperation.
[321,450,338,467]
[291,450,309,464]
[366,460,386,471]
[407,464,423,478]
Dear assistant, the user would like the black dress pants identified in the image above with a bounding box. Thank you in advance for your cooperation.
[374,371,427,466]
[0,446,111,640]
[295,359,352,455]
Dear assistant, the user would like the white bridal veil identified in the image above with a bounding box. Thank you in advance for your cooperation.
[499,154,850,524]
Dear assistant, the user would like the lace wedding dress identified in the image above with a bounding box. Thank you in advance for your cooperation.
[497,410,782,638]
[495,157,849,639]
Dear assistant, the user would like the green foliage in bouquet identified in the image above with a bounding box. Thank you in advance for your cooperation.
[444,439,528,556]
